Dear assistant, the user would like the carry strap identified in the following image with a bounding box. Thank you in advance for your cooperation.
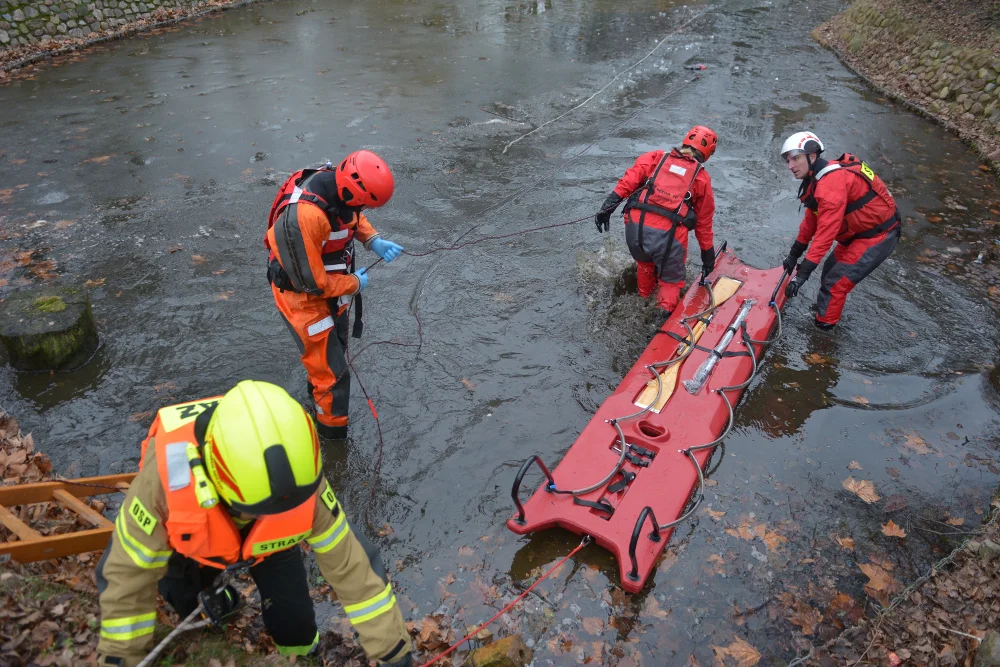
[607,471,636,494]
[573,497,615,517]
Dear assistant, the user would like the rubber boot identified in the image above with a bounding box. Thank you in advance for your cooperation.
[316,423,348,440]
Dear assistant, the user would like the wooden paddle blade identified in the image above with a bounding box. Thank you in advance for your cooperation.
[634,363,681,412]
[633,276,743,412]
[709,276,743,304]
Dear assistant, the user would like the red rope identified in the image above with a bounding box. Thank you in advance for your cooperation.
[417,536,590,667]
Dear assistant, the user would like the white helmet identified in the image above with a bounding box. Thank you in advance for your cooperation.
[780,131,824,159]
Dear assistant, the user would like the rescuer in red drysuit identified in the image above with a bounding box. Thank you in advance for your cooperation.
[594,126,718,313]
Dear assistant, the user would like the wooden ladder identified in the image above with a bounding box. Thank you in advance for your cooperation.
[0,473,136,563]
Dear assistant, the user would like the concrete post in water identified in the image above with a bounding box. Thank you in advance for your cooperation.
[0,285,99,371]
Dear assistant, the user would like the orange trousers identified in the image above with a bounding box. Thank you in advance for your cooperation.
[271,285,351,439]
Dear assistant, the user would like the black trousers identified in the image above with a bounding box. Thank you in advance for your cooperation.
[158,546,318,649]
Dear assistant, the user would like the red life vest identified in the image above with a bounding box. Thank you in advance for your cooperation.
[139,397,316,569]
[263,168,356,278]
[800,153,899,243]
[623,150,702,232]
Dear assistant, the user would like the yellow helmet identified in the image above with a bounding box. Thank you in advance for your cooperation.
[203,380,322,515]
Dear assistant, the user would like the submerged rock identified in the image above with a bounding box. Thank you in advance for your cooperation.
[467,635,533,667]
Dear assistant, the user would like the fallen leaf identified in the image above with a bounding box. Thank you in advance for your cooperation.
[835,535,856,551]
[84,278,105,288]
[842,477,881,503]
[882,520,906,538]
[804,352,833,366]
[168,244,184,253]
[926,215,942,223]
[707,509,726,520]
[582,617,605,634]
[458,545,475,557]
[460,378,475,390]
[945,516,965,526]
[712,636,761,667]
[852,396,870,405]
[707,554,726,574]
[643,596,668,620]
[787,599,823,636]
[829,592,856,612]
[191,254,206,264]
[902,431,932,455]
[82,155,114,164]
[214,290,234,301]
[753,523,788,551]
[377,522,394,537]
[859,561,898,604]
[885,467,901,480]
[848,461,863,470]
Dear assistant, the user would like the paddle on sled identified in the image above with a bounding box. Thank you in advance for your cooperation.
[633,276,743,412]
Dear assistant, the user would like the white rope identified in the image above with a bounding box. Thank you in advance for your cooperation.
[501,9,710,154]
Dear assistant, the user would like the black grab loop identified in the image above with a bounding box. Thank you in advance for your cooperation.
[511,455,558,525]
[627,506,662,581]
[769,268,789,306]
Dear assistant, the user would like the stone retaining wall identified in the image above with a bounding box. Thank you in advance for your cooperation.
[0,0,201,49]
[815,0,1000,161]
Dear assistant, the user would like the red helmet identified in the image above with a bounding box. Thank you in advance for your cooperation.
[682,126,718,161]
[334,150,394,208]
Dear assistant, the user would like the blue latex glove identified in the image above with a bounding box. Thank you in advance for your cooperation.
[370,238,404,263]
[355,267,368,292]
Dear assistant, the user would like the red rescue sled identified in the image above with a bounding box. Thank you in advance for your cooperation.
[507,246,788,592]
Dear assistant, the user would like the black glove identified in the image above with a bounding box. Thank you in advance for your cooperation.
[595,192,624,233]
[785,278,803,298]
[785,258,818,298]
[782,240,808,274]
[700,248,716,276]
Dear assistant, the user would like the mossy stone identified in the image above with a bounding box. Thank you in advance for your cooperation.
[0,284,99,371]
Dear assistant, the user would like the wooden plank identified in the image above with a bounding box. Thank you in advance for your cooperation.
[0,473,135,506]
[53,489,112,528]
[0,504,43,542]
[0,527,113,563]
[634,277,744,411]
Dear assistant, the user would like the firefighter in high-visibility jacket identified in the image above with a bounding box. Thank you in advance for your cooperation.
[593,126,719,313]
[265,150,404,440]
[780,131,900,329]
[95,381,412,667]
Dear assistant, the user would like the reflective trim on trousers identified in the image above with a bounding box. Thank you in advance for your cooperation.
[277,630,320,656]
[100,612,157,642]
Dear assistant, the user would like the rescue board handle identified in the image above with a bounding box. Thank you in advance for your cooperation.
[627,506,662,581]
[511,455,558,525]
